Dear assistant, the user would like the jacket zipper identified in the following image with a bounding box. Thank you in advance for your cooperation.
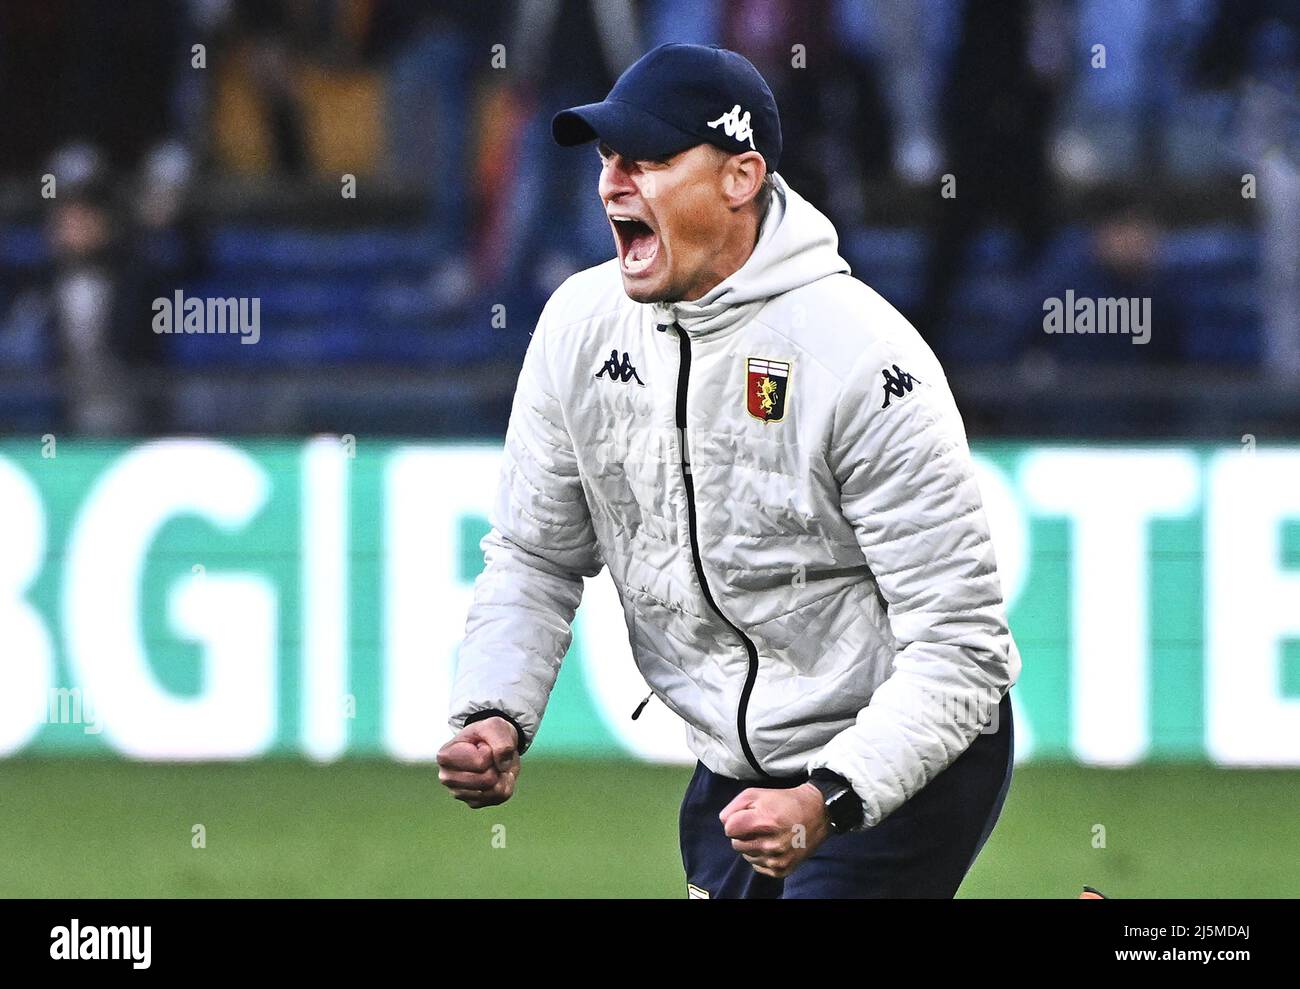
[674,326,771,780]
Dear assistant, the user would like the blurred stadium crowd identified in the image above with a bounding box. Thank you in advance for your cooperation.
[0,0,1297,437]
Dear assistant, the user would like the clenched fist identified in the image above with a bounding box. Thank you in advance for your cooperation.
[437,716,520,808]
[720,783,831,878]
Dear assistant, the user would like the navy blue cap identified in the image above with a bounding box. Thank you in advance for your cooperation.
[552,43,782,171]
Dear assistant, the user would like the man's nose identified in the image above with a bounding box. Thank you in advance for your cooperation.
[598,154,636,204]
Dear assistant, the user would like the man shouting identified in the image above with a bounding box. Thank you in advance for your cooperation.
[438,43,1021,899]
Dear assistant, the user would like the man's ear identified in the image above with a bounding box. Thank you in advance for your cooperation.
[721,151,767,210]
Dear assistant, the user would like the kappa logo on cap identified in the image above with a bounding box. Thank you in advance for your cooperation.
[706,104,756,150]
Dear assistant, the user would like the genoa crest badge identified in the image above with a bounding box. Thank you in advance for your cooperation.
[746,357,790,423]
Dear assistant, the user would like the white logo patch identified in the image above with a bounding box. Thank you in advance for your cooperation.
[706,104,756,149]
[687,883,711,899]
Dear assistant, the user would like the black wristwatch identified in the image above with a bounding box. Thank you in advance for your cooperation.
[808,769,865,834]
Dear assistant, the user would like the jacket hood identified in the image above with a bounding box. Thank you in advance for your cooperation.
[650,172,850,337]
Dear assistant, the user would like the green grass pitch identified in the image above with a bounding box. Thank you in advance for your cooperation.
[2,758,1296,897]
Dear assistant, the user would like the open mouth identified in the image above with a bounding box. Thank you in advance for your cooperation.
[610,216,660,275]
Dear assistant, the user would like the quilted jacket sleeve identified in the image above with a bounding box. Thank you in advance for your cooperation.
[806,332,1019,827]
[448,306,603,752]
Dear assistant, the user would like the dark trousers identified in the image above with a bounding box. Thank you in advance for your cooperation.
[679,693,1014,898]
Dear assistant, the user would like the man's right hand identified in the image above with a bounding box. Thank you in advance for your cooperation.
[436,717,521,808]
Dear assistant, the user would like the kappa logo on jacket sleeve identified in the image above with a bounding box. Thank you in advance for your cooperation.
[746,357,790,422]
[594,348,645,385]
[879,364,922,408]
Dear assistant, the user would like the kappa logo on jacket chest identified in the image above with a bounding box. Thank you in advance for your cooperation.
[746,357,791,423]
[594,349,645,386]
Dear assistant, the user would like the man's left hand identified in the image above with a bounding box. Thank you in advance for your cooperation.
[719,782,831,878]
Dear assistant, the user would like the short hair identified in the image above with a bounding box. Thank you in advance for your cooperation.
[754,170,775,216]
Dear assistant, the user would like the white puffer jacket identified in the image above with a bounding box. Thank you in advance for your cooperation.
[451,174,1021,827]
